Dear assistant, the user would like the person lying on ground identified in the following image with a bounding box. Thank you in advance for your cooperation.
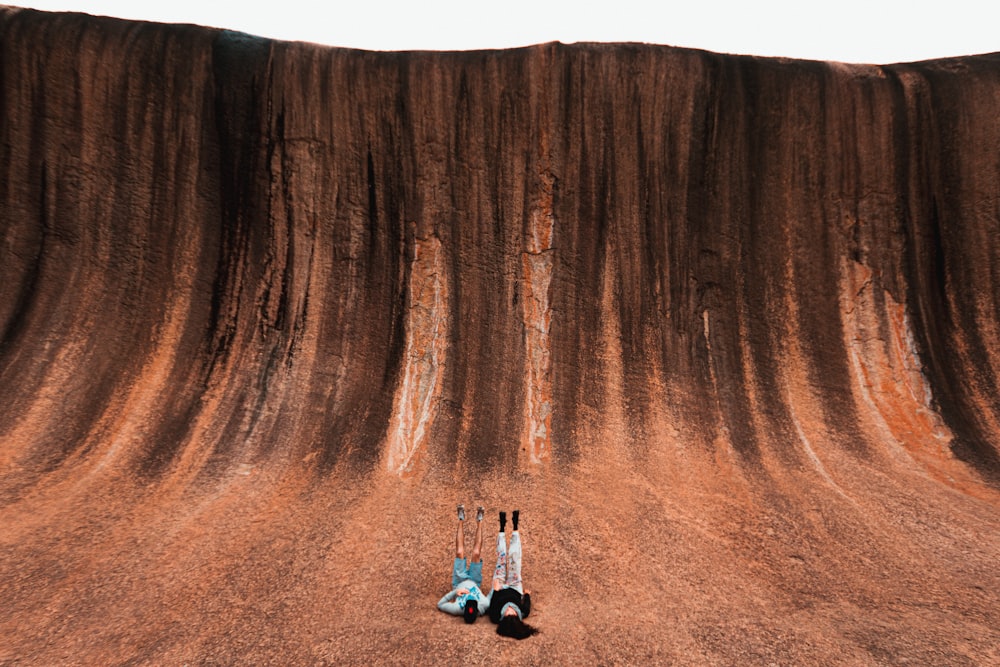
[437,504,490,623]
[488,510,538,639]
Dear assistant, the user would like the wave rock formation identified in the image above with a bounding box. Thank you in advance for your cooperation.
[1,7,998,664]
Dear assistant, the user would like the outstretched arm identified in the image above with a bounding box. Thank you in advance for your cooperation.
[438,590,463,615]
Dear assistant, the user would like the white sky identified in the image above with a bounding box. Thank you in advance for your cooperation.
[9,1,1000,64]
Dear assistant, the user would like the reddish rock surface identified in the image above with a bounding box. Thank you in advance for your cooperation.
[1,7,999,665]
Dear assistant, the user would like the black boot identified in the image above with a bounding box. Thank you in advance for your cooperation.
[499,511,507,532]
[512,510,520,531]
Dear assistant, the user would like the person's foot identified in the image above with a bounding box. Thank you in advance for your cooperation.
[476,506,484,522]
[512,509,520,531]
[457,504,466,521]
[499,511,507,532]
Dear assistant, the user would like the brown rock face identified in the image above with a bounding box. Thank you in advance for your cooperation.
[1,7,999,665]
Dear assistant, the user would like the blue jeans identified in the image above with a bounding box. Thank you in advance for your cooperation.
[452,557,483,588]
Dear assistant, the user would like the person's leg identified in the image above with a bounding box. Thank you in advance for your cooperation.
[471,507,484,562]
[491,513,508,591]
[464,506,485,587]
[507,521,523,593]
[455,504,465,561]
[452,504,467,589]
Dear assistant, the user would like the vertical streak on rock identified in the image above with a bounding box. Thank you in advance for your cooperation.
[785,386,853,502]
[522,152,555,465]
[89,225,202,474]
[702,309,737,469]
[386,233,446,476]
[840,259,967,487]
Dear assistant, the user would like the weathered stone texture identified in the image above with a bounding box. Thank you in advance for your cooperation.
[1,8,998,664]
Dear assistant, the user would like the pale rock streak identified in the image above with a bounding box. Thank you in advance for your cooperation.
[522,172,555,464]
[386,234,447,475]
[841,259,954,467]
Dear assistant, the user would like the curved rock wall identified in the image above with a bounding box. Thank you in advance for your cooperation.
[3,11,999,486]
[1,8,998,664]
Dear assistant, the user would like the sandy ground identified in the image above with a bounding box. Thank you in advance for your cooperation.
[2,448,997,666]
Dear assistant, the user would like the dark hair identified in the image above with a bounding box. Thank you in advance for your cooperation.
[496,615,539,640]
[463,599,478,624]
